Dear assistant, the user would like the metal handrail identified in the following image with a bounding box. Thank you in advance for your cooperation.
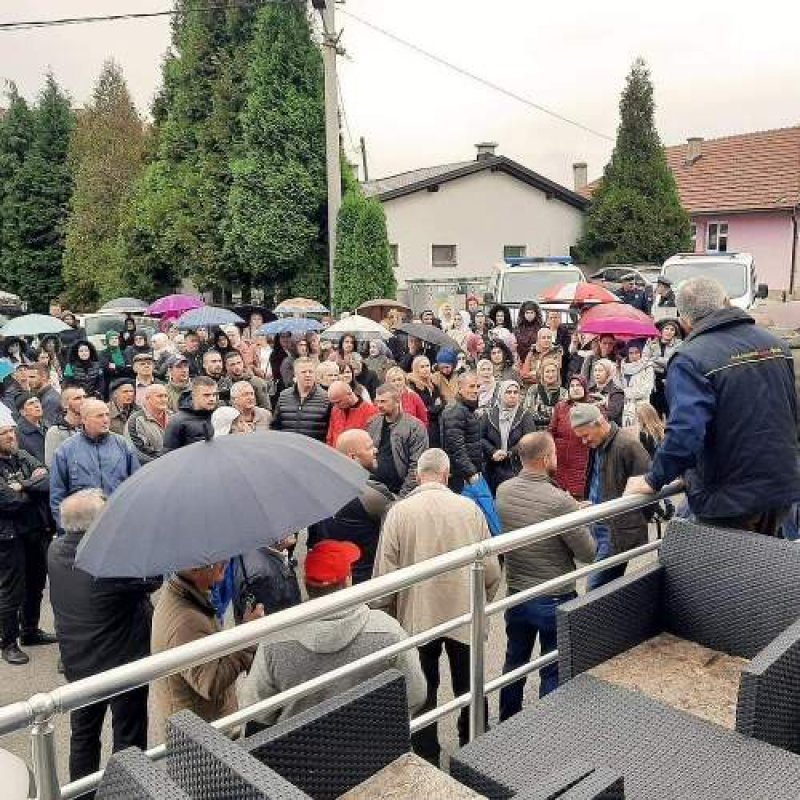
[0,484,679,799]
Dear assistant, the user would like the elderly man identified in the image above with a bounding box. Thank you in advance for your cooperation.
[366,385,428,498]
[272,357,331,441]
[0,406,53,665]
[570,403,651,589]
[230,381,271,432]
[309,429,394,583]
[163,377,216,450]
[108,378,137,435]
[126,384,173,463]
[626,276,800,536]
[316,360,340,390]
[50,399,140,534]
[27,363,61,427]
[44,385,86,467]
[374,448,500,764]
[165,354,191,413]
[15,392,47,463]
[151,561,263,733]
[326,380,377,447]
[440,372,483,493]
[132,352,158,407]
[224,351,270,409]
[48,490,160,781]
[495,432,596,717]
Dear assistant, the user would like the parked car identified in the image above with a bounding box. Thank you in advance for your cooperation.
[589,265,658,306]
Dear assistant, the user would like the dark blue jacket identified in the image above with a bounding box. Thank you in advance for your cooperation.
[647,308,800,518]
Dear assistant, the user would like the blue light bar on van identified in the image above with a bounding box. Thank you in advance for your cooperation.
[505,256,573,266]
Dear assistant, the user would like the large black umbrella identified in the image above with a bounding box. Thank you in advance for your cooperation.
[75,433,368,578]
[397,322,461,351]
[233,305,277,324]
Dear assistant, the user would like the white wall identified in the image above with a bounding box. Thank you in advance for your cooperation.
[382,169,585,284]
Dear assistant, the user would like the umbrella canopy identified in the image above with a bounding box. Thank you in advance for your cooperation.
[396,322,462,350]
[147,294,205,317]
[356,298,412,323]
[322,314,391,341]
[259,318,323,336]
[232,305,277,324]
[578,303,659,339]
[274,297,329,315]
[175,306,245,331]
[0,314,69,337]
[539,282,621,306]
[75,432,368,578]
[98,297,149,315]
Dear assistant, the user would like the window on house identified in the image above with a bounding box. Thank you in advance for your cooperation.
[503,245,527,259]
[689,223,697,250]
[431,244,457,267]
[707,222,728,253]
[389,244,399,269]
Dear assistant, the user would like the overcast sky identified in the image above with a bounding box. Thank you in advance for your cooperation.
[1,0,798,188]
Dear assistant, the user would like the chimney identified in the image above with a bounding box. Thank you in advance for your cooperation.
[686,137,704,165]
[475,141,498,161]
[572,162,588,192]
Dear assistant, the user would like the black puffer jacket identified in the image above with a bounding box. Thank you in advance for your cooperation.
[0,449,50,540]
[441,396,483,492]
[272,384,331,441]
[162,390,213,451]
[63,340,105,398]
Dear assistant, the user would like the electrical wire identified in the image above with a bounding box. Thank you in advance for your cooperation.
[338,8,613,142]
[337,80,359,159]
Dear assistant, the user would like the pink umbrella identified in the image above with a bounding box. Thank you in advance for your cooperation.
[147,294,205,317]
[540,282,620,306]
[578,303,659,339]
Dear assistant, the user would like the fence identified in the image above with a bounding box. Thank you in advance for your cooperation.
[0,484,680,799]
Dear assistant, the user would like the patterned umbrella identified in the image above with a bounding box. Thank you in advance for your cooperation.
[274,297,329,315]
[147,294,205,317]
[539,282,621,306]
[175,306,245,330]
[258,318,323,336]
[578,303,659,339]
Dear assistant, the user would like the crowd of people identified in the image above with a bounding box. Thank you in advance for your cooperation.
[1,273,798,777]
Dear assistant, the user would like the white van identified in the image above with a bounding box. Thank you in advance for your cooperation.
[660,252,768,310]
[484,257,585,322]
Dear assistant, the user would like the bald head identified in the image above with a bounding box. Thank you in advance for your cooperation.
[60,489,106,535]
[81,399,111,438]
[335,428,377,471]
[328,380,357,409]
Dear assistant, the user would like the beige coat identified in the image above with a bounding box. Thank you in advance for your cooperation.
[151,576,255,734]
[373,482,501,644]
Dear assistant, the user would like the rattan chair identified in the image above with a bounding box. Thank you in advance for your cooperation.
[96,747,192,800]
[242,669,411,800]
[557,518,800,753]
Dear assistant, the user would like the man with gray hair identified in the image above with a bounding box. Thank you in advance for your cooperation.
[373,447,500,764]
[126,383,173,463]
[230,380,271,432]
[625,276,800,536]
[48,489,161,782]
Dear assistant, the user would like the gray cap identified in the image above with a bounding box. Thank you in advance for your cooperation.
[167,354,188,368]
[569,402,603,428]
[656,275,673,287]
[132,351,154,363]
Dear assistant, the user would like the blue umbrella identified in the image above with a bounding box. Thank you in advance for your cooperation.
[175,306,245,330]
[75,432,368,578]
[258,318,323,336]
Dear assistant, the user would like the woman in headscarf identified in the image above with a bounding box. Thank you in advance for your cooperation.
[513,300,543,363]
[476,359,499,415]
[99,330,130,385]
[549,375,592,499]
[151,332,174,380]
[581,334,618,384]
[364,340,394,382]
[449,311,472,351]
[384,366,428,427]
[438,303,456,332]
[620,339,655,428]
[480,380,536,495]
[63,340,105,398]
[520,327,563,386]
[123,330,150,367]
[526,361,567,429]
[464,332,487,368]
[431,348,459,404]
[589,358,624,426]
[119,316,137,350]
[647,319,682,417]
[408,355,443,447]
[487,339,518,382]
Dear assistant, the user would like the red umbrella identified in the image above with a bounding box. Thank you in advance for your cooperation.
[578,303,659,339]
[539,282,620,306]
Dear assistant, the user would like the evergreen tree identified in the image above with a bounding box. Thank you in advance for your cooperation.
[0,74,73,309]
[576,58,690,265]
[225,0,327,301]
[62,60,148,308]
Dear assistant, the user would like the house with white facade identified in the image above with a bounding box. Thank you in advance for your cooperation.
[362,143,588,295]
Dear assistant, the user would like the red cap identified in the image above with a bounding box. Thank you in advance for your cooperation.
[304,540,361,585]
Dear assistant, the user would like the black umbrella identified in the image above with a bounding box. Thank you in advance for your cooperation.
[233,305,277,324]
[75,433,368,578]
[397,322,462,351]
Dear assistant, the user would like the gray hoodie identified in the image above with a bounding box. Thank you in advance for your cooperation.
[239,604,426,726]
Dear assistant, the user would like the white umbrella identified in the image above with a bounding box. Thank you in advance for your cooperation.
[0,314,69,337]
[321,314,391,341]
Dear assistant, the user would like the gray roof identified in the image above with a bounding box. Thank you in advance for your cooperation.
[361,155,588,210]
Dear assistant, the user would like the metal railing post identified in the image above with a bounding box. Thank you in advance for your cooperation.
[468,555,487,741]
[30,693,60,800]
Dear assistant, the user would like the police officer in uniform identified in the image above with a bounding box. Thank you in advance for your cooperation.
[653,276,676,310]
[616,273,651,313]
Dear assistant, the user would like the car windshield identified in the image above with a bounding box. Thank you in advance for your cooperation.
[500,269,582,303]
[85,315,155,339]
[663,261,747,298]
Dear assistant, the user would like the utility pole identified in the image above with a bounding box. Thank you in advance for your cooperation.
[315,0,342,311]
[360,136,369,182]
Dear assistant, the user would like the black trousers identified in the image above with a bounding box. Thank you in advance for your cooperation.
[412,637,483,762]
[0,532,49,647]
[69,686,149,783]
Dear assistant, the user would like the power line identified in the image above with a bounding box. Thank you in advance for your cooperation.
[337,81,358,159]
[338,8,614,142]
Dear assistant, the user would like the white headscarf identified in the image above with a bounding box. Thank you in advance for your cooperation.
[497,379,520,451]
